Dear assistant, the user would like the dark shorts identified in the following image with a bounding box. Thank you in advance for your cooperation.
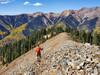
[37,54,41,62]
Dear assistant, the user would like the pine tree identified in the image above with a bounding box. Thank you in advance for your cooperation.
[93,32,100,45]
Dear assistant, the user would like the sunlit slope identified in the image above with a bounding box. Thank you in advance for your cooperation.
[0,24,26,43]
[94,27,100,34]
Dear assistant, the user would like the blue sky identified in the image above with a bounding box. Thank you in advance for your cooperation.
[0,0,100,15]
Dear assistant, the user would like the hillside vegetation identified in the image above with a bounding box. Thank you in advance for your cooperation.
[0,24,26,46]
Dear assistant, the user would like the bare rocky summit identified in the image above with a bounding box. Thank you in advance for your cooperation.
[0,32,100,75]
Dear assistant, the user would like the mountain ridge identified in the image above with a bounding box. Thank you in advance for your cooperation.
[0,32,99,75]
[0,7,100,40]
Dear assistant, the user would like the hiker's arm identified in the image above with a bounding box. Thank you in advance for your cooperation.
[41,48,43,50]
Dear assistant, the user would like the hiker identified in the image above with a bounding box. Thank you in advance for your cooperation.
[35,45,43,62]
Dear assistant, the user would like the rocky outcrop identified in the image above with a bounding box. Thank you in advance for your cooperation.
[41,41,100,75]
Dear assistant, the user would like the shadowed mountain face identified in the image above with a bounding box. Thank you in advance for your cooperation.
[0,7,100,39]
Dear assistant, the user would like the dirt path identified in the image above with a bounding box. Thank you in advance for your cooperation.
[0,32,70,75]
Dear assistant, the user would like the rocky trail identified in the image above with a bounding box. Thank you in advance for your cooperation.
[0,32,100,75]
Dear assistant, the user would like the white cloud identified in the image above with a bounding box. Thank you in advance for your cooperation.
[0,1,9,4]
[24,1,30,5]
[23,1,43,7]
[0,0,13,4]
[33,2,43,7]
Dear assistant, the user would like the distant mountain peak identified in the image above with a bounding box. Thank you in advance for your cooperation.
[33,12,44,17]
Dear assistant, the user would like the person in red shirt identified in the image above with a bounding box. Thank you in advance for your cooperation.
[35,45,43,62]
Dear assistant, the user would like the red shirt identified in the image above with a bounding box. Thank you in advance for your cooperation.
[35,47,43,55]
